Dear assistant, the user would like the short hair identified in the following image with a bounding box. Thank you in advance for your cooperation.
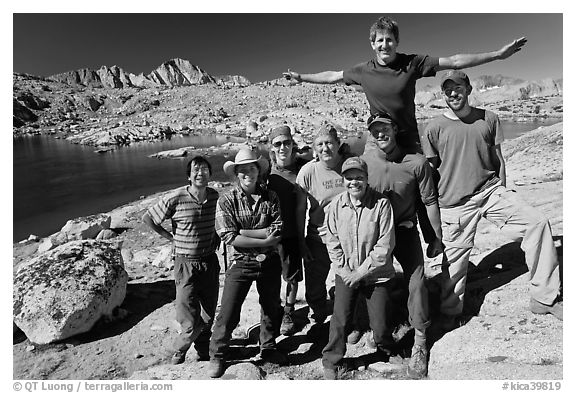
[369,16,400,43]
[186,156,212,177]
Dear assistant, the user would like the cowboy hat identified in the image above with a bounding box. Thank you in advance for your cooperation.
[223,147,270,177]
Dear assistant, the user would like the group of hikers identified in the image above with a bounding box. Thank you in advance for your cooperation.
[142,16,562,380]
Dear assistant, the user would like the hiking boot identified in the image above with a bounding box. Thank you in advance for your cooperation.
[530,298,563,320]
[260,348,289,366]
[280,311,297,336]
[323,367,337,380]
[347,329,363,344]
[407,344,429,379]
[208,359,226,378]
[169,350,186,365]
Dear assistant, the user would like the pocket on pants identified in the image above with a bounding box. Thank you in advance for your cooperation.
[441,209,463,244]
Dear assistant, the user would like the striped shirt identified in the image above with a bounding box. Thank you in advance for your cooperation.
[147,186,219,257]
[215,184,282,263]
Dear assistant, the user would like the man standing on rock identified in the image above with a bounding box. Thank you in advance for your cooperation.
[360,114,444,379]
[421,70,562,327]
[142,156,221,365]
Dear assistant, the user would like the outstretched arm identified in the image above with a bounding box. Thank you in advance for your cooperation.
[437,37,527,71]
[283,69,344,84]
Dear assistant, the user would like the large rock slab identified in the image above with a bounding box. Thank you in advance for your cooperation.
[428,274,563,380]
[13,240,128,344]
[60,213,112,240]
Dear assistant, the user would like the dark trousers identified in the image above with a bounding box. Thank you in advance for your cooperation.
[173,253,220,355]
[209,254,282,360]
[304,238,332,322]
[394,226,430,331]
[322,275,394,369]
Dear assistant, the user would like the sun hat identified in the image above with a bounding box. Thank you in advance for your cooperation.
[440,70,471,89]
[341,156,368,176]
[223,147,269,177]
[269,125,293,142]
[367,113,397,130]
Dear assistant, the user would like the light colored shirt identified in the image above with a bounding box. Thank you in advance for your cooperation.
[296,159,346,243]
[422,108,504,207]
[325,187,396,285]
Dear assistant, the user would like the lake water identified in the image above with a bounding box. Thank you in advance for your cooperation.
[12,119,560,242]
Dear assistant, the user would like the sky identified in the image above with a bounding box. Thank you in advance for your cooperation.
[12,12,563,89]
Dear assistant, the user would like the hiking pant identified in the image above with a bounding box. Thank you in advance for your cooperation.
[304,237,331,323]
[439,183,560,315]
[322,275,394,370]
[209,253,282,360]
[394,225,430,331]
[173,253,220,355]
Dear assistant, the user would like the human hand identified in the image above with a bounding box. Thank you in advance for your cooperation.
[264,230,282,247]
[426,237,445,259]
[283,69,302,82]
[341,271,363,288]
[499,37,527,59]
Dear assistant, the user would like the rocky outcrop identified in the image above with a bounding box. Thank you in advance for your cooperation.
[37,214,112,253]
[13,240,128,344]
[146,58,217,86]
[216,75,251,87]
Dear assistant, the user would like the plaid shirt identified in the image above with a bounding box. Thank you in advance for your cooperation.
[215,184,282,263]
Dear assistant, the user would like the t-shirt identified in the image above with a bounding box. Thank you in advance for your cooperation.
[422,108,504,208]
[147,186,219,257]
[361,149,437,224]
[343,53,439,150]
[267,158,307,239]
[296,159,346,243]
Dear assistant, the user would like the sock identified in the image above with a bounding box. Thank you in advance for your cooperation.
[414,329,427,347]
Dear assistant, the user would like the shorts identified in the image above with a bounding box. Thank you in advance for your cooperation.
[280,237,303,283]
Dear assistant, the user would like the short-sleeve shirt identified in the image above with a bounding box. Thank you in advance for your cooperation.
[343,53,439,138]
[422,108,504,207]
[361,149,437,224]
[147,186,219,257]
[215,184,282,263]
[296,159,346,243]
[267,158,307,239]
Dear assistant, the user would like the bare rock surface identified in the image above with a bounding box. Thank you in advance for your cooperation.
[14,240,128,345]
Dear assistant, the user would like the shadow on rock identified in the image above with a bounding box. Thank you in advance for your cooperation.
[68,279,176,344]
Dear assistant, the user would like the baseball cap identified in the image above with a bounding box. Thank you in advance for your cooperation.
[341,157,368,176]
[367,113,397,130]
[440,70,471,88]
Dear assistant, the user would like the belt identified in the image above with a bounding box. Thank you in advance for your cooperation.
[174,253,215,261]
[397,220,415,229]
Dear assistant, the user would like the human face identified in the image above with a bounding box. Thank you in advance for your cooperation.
[369,122,397,154]
[343,169,368,200]
[370,30,398,65]
[188,163,211,188]
[442,81,470,112]
[236,163,260,191]
[314,135,341,165]
[271,136,294,163]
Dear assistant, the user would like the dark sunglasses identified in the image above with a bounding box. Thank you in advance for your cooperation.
[344,175,366,182]
[272,140,293,148]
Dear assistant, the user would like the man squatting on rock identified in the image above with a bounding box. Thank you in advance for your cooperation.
[283,15,526,256]
[421,70,563,325]
[142,156,221,365]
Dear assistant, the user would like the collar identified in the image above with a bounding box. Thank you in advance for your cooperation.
[340,187,374,208]
[368,144,405,163]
